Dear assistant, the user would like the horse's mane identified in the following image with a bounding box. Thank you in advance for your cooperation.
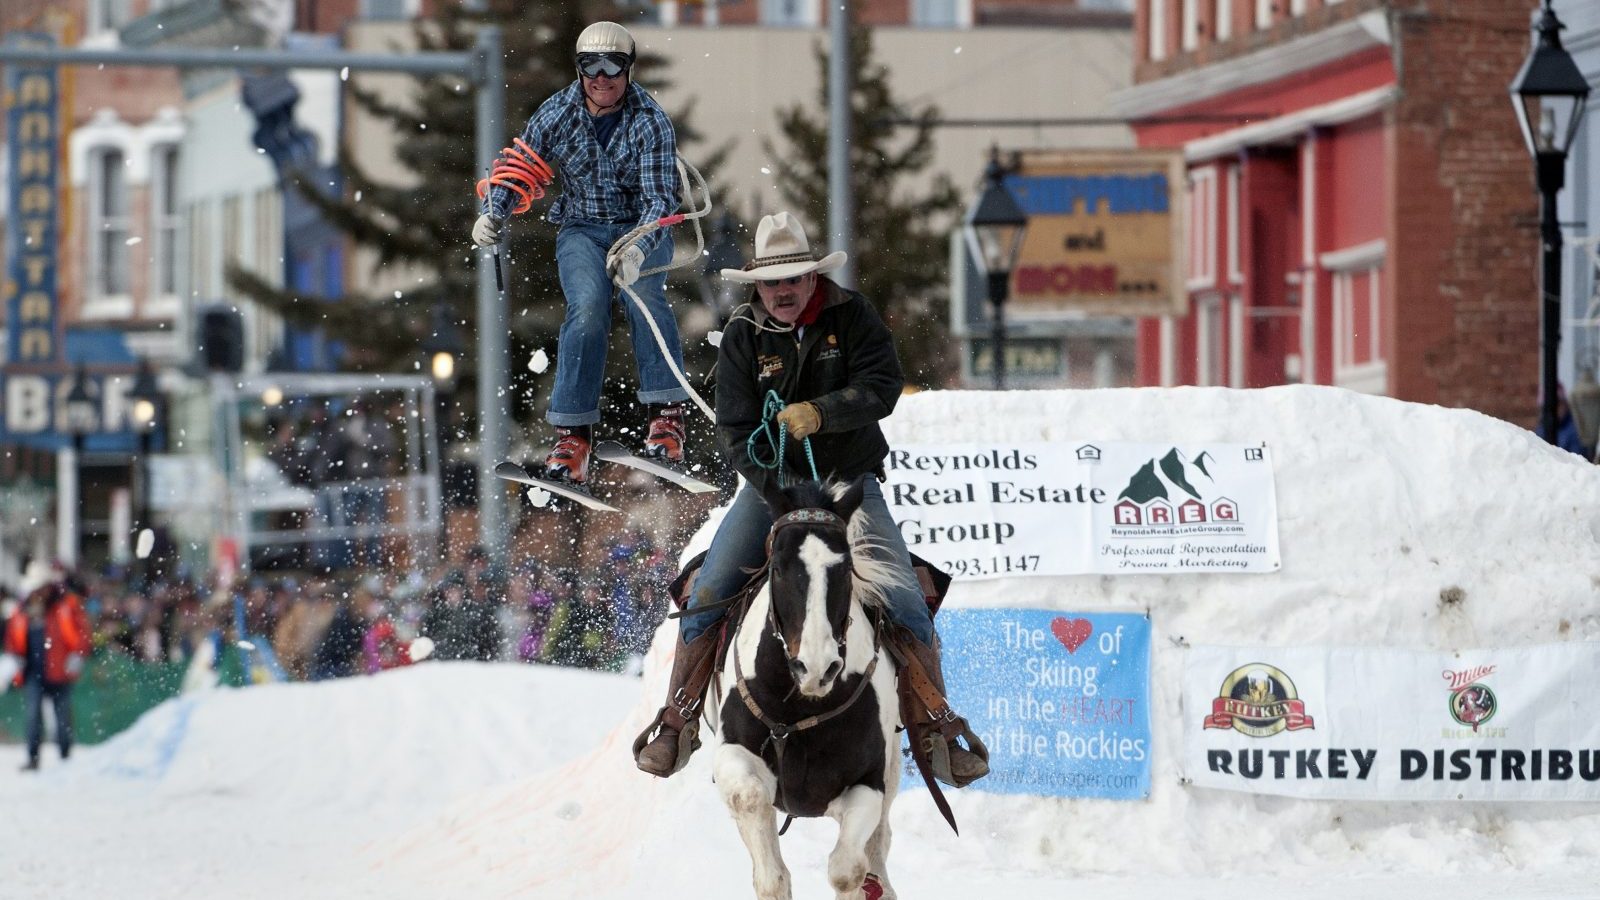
[815,480,915,612]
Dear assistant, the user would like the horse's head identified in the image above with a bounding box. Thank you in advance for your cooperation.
[761,476,869,698]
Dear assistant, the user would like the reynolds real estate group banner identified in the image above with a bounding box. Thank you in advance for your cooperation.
[882,441,1280,579]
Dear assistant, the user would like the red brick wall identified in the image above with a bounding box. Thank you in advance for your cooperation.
[1389,0,1541,421]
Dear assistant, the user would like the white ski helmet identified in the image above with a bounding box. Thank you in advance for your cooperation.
[575,21,636,63]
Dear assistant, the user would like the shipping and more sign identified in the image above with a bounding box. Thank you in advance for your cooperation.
[883,441,1280,579]
[1183,643,1600,800]
[4,32,62,367]
[906,609,1151,800]
[1005,149,1186,319]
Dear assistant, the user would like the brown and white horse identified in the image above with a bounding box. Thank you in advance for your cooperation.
[713,477,907,900]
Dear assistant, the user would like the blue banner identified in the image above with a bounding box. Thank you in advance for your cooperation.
[4,32,62,368]
[911,608,1152,799]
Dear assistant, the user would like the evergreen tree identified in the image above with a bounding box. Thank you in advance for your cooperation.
[230,0,727,442]
[762,22,962,387]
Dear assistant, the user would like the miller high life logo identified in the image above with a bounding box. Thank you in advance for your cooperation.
[1203,663,1316,737]
[1444,663,1499,733]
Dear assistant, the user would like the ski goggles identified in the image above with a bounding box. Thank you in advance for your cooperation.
[577,53,631,79]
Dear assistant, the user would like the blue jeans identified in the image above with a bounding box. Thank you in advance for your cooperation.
[679,479,935,645]
[25,680,73,762]
[549,223,687,426]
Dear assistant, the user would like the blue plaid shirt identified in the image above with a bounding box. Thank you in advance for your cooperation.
[488,80,679,258]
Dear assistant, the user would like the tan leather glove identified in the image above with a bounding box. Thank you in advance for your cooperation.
[776,402,822,440]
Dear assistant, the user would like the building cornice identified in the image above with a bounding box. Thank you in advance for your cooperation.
[1183,85,1397,163]
[1109,11,1392,120]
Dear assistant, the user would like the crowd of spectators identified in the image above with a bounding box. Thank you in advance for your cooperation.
[0,529,680,687]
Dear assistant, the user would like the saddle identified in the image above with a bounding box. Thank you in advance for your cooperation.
[665,549,968,832]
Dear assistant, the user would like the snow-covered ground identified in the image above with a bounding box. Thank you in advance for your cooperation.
[4,386,1600,899]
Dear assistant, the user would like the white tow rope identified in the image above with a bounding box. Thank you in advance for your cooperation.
[603,155,717,422]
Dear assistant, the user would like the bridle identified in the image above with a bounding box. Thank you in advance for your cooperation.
[733,506,882,829]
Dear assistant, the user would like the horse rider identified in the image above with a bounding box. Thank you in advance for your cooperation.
[472,20,690,485]
[632,212,990,788]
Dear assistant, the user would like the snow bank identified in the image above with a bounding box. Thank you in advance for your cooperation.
[377,386,1600,895]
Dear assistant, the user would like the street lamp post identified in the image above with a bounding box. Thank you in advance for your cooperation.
[61,367,98,567]
[1510,0,1590,445]
[422,306,466,557]
[128,361,162,535]
[963,147,1029,390]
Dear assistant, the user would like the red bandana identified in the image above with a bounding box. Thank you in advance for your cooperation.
[796,281,827,326]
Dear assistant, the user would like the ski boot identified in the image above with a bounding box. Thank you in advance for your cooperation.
[643,404,685,463]
[542,427,593,484]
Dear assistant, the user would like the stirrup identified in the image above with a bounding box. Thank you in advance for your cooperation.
[921,715,990,789]
[632,706,703,777]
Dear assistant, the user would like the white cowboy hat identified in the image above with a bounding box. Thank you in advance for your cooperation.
[17,559,55,596]
[721,212,847,283]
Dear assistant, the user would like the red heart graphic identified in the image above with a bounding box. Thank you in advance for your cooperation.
[1051,617,1093,654]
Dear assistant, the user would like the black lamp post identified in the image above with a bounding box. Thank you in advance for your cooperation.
[963,146,1029,390]
[1511,0,1590,445]
[128,360,162,534]
[422,305,467,515]
[62,367,97,567]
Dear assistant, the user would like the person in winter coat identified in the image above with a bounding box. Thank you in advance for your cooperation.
[471,21,689,485]
[4,581,91,771]
[632,212,990,789]
[419,580,500,662]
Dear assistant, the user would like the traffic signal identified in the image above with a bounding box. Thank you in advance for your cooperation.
[197,305,244,373]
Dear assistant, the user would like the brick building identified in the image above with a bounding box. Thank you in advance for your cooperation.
[1110,0,1542,424]
[658,0,1130,27]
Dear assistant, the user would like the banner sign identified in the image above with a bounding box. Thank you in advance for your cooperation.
[905,609,1151,800]
[884,440,1280,579]
[4,32,63,368]
[1183,643,1600,800]
[1005,149,1186,319]
[0,369,142,450]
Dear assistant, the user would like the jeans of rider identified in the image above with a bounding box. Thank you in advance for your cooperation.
[679,479,935,645]
[548,222,687,427]
[24,680,73,761]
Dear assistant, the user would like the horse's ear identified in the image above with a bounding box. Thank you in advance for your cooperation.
[761,480,796,517]
[833,473,871,523]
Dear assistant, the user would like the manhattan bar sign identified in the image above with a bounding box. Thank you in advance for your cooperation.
[4,32,62,367]
[1004,149,1185,319]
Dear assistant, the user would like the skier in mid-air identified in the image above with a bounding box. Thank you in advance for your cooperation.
[473,21,689,487]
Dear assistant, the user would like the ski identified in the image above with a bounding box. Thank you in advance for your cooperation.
[493,461,621,512]
[592,441,718,493]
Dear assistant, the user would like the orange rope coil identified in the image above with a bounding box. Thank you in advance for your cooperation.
[475,138,556,216]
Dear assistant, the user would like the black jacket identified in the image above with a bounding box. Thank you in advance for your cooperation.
[715,278,904,493]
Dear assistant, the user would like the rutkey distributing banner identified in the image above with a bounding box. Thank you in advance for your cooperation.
[1183,643,1600,801]
[883,441,1280,579]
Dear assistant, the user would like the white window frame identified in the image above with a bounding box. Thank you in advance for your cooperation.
[1255,0,1273,30]
[87,146,133,318]
[1226,164,1243,283]
[1159,316,1177,386]
[760,0,820,27]
[1215,0,1233,41]
[1229,293,1246,387]
[1187,167,1218,290]
[910,0,973,28]
[1182,0,1200,51]
[1322,239,1388,395]
[1149,0,1169,62]
[361,0,421,20]
[88,0,130,36]
[1195,292,1226,387]
[1290,0,1307,15]
[148,143,182,316]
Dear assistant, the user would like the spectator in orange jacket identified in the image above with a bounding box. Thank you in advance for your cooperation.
[5,582,91,771]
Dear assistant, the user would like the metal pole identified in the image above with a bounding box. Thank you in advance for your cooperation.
[0,44,474,75]
[988,272,1008,391]
[474,25,509,564]
[827,0,854,287]
[1537,149,1566,445]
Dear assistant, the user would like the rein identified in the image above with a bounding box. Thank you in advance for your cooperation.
[746,391,821,488]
